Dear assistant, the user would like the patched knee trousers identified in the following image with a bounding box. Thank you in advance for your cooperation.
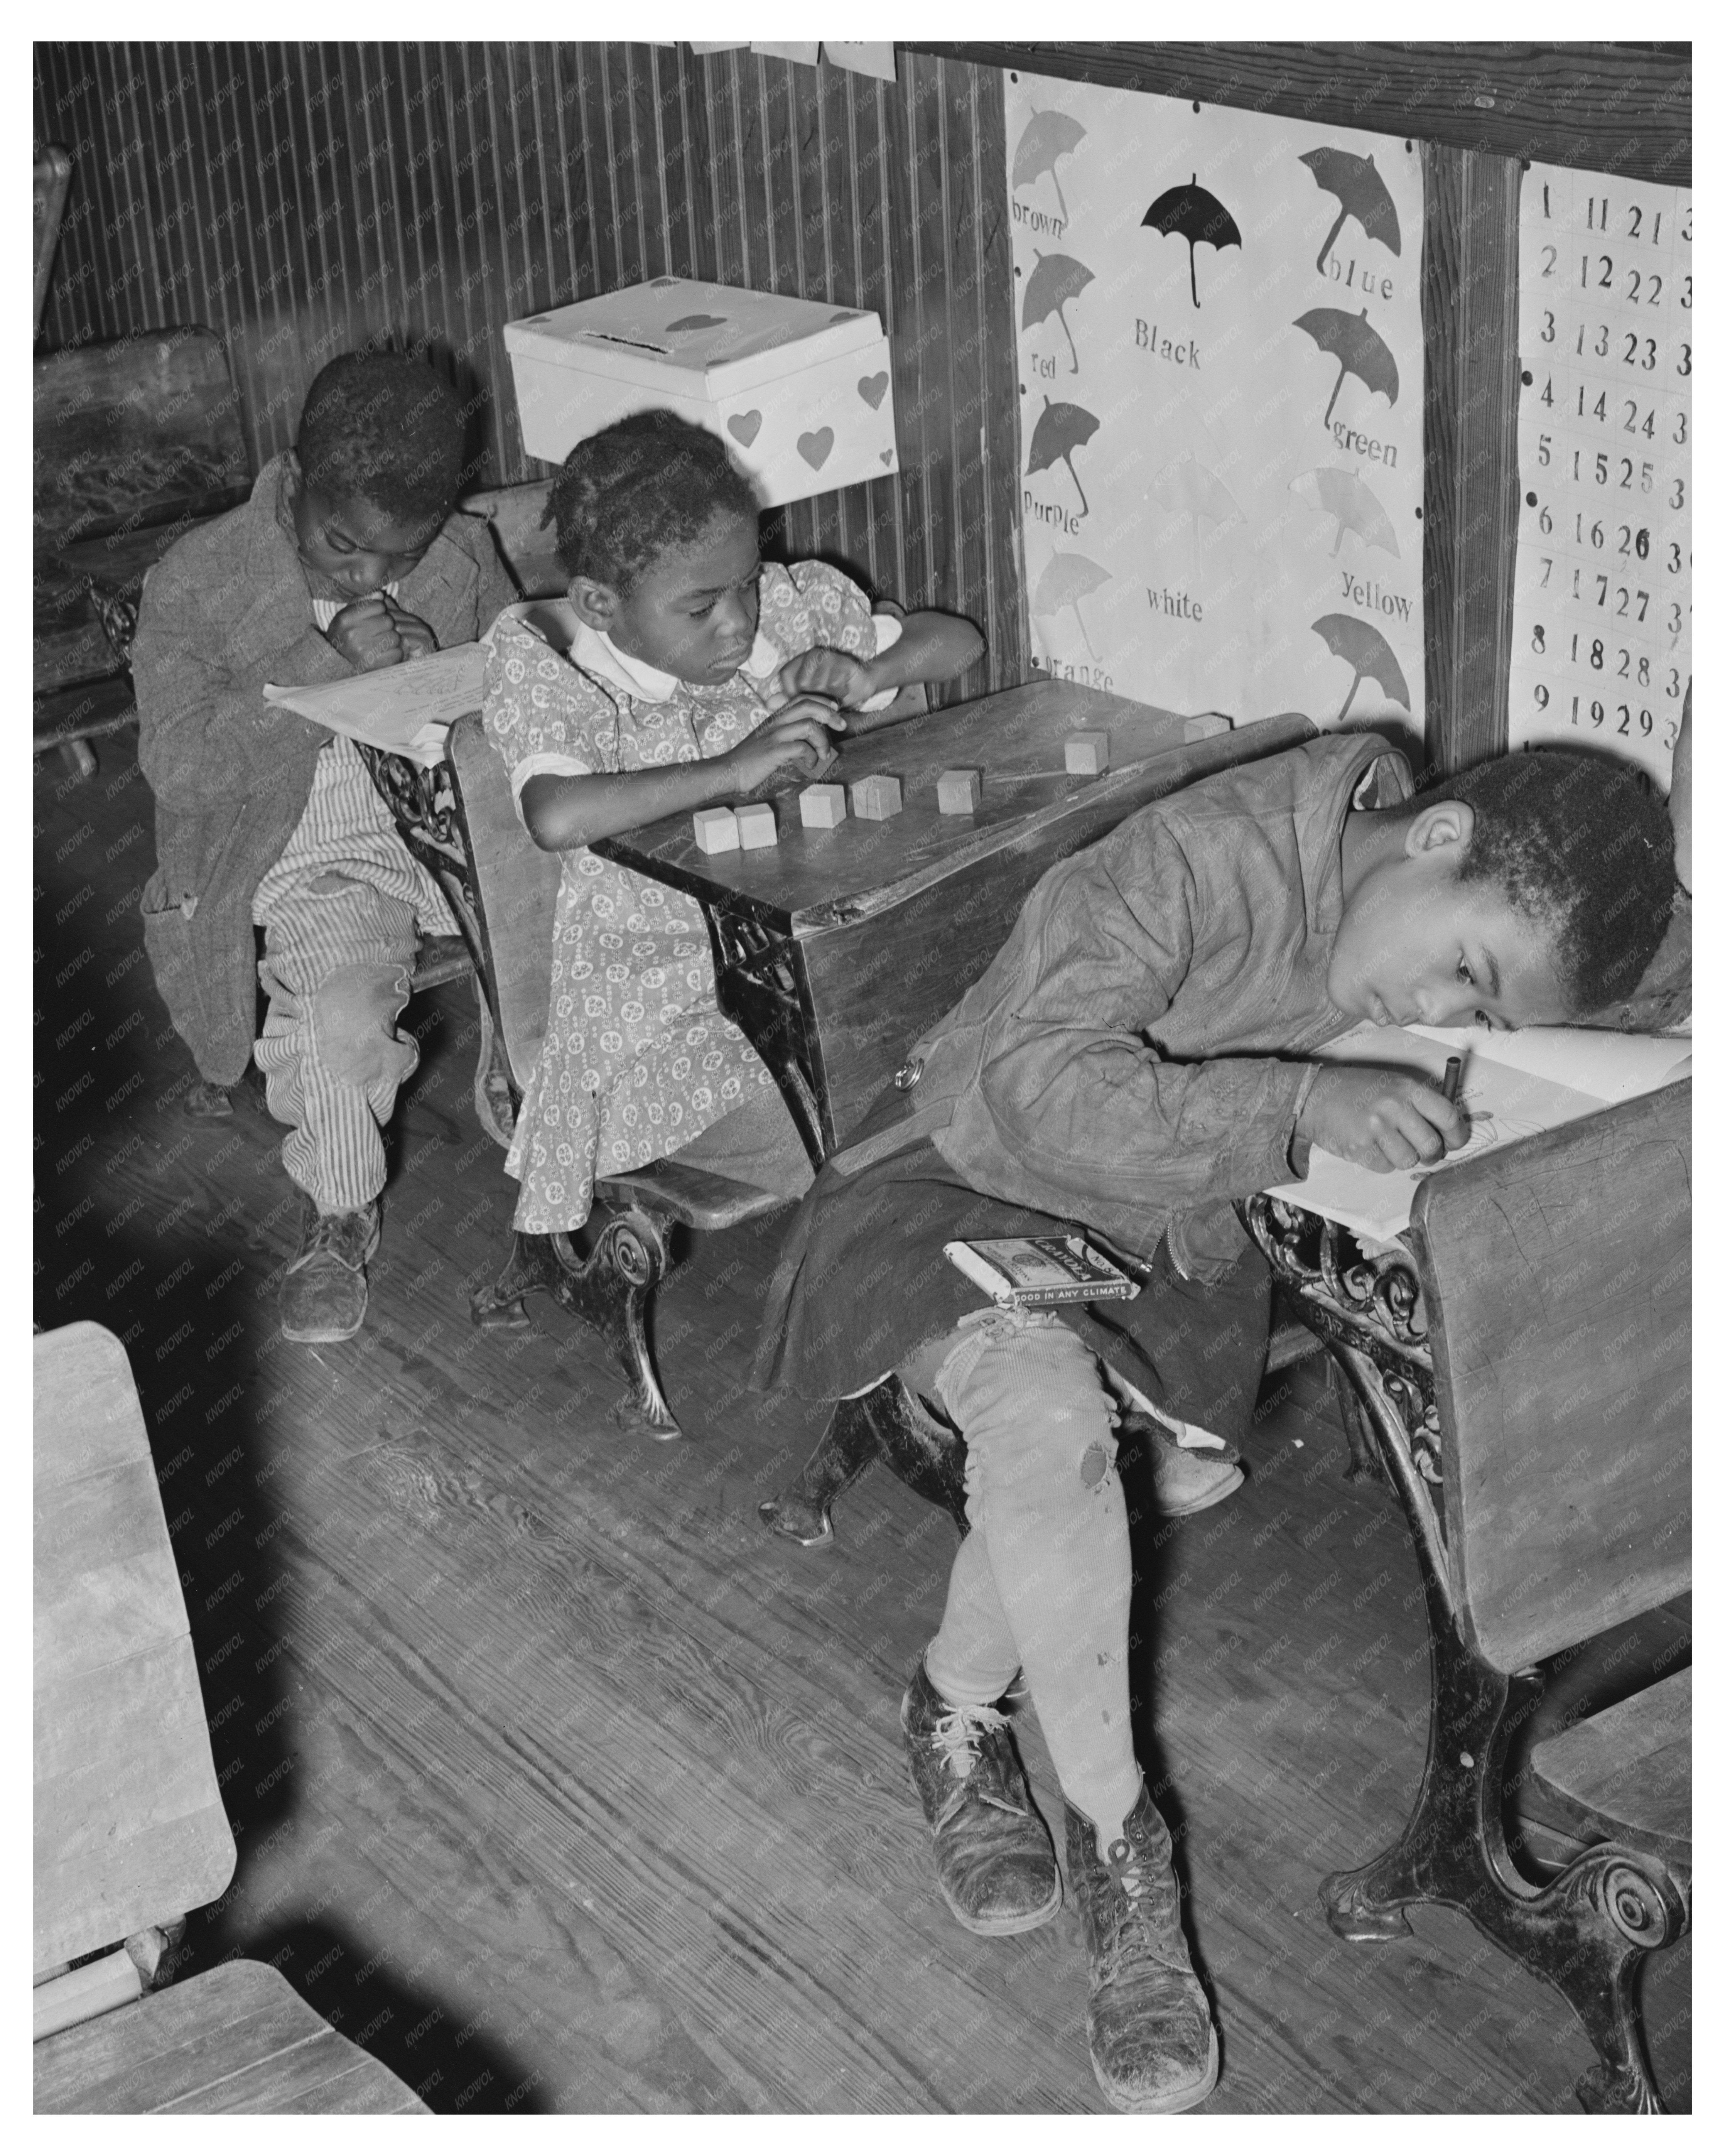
[252,871,420,1214]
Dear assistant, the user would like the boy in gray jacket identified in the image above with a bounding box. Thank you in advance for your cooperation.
[753,732,1679,2112]
[134,351,515,1343]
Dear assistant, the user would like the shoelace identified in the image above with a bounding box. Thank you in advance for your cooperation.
[932,1702,1010,1782]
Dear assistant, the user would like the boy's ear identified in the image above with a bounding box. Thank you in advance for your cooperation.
[567,576,618,632]
[1403,799,1475,858]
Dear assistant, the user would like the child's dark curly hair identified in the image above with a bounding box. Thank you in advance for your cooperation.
[540,409,758,591]
[297,353,464,527]
[1420,748,1676,1015]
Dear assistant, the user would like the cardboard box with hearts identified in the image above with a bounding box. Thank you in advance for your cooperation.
[504,277,897,507]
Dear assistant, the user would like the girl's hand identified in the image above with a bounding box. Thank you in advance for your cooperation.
[326,595,405,672]
[771,646,877,710]
[1295,1067,1467,1173]
[722,708,840,796]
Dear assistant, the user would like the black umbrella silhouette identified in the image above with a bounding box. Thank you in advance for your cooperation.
[1026,396,1100,517]
[1299,147,1403,275]
[1142,173,1242,307]
[1022,249,1094,373]
[1294,306,1399,427]
[1013,109,1086,224]
[1311,613,1411,724]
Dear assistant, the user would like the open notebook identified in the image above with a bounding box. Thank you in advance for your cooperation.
[1263,1020,1692,1243]
[263,642,486,767]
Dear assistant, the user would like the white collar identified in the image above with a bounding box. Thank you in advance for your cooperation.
[567,617,782,703]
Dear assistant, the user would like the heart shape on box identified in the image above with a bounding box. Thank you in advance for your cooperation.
[857,371,890,409]
[798,427,835,470]
[727,410,763,448]
[667,312,727,331]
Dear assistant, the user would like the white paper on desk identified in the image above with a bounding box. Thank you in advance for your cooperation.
[1263,1020,1693,1242]
[263,643,486,766]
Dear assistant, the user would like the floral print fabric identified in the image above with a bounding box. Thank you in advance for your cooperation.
[480,559,882,1232]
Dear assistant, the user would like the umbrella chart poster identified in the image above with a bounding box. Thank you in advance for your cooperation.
[1006,74,1426,739]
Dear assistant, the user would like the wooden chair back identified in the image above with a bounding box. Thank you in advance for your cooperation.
[35,328,250,557]
[34,1324,236,1978]
[462,479,562,597]
[1411,1080,1691,1675]
[448,711,563,1095]
[34,148,73,334]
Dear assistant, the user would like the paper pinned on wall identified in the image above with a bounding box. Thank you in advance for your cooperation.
[752,43,821,66]
[824,43,896,81]
[1004,73,1426,739]
[1260,1019,1692,1242]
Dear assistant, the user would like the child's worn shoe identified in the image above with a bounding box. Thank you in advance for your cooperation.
[900,1655,1062,1937]
[279,1200,381,1344]
[1121,1410,1244,1517]
[1064,1783,1219,2113]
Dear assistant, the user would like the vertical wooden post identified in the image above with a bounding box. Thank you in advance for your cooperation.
[1421,144,1523,773]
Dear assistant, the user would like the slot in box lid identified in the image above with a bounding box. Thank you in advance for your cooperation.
[504,277,884,398]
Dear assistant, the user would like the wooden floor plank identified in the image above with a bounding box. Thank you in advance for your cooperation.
[32,734,1690,2114]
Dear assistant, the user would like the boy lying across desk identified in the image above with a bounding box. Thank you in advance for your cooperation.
[751,715,1684,2115]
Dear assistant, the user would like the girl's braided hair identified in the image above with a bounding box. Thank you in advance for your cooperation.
[540,409,758,591]
[1418,747,1676,1015]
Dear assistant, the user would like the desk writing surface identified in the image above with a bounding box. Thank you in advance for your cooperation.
[599,683,1315,1147]
[598,680,1245,931]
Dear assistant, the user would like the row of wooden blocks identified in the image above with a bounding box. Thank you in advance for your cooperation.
[689,718,1232,852]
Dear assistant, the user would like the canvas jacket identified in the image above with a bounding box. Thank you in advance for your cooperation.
[134,455,516,1082]
[831,732,1411,1269]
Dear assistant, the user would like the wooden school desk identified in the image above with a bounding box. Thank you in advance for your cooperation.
[1239,1083,1692,2112]
[593,685,1314,1162]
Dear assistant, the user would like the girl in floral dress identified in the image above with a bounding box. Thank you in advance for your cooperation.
[479,409,983,1243]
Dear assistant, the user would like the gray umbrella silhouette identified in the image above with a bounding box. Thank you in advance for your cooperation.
[1013,110,1086,224]
[1312,612,1411,724]
[1294,307,1399,427]
[1026,397,1100,517]
[1022,250,1095,373]
[1299,147,1403,275]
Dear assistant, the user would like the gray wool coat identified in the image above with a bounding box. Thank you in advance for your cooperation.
[134,456,517,1083]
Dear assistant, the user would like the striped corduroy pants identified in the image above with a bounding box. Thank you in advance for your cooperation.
[253,870,421,1214]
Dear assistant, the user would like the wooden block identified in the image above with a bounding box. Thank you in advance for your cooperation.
[692,806,740,854]
[1064,730,1110,775]
[849,773,903,821]
[1184,712,1234,743]
[735,802,778,849]
[937,768,981,815]
[798,783,847,829]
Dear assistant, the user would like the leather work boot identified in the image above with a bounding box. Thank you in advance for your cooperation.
[1124,1411,1244,1517]
[900,1655,1062,1937]
[1064,1783,1219,2113]
[279,1200,381,1345]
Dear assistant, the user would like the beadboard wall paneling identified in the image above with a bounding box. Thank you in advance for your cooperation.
[33,41,1021,698]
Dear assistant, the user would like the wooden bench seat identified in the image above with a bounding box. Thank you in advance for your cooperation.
[34,1323,426,2114]
[35,1961,425,2115]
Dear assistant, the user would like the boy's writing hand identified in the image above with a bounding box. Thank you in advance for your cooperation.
[723,708,839,796]
[1295,1067,1467,1173]
[770,647,876,710]
[380,596,439,660]
[326,595,405,672]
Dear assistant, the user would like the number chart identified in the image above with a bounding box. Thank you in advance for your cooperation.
[1509,164,1691,783]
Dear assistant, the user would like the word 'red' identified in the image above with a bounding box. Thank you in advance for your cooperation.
[1134,321,1200,368]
